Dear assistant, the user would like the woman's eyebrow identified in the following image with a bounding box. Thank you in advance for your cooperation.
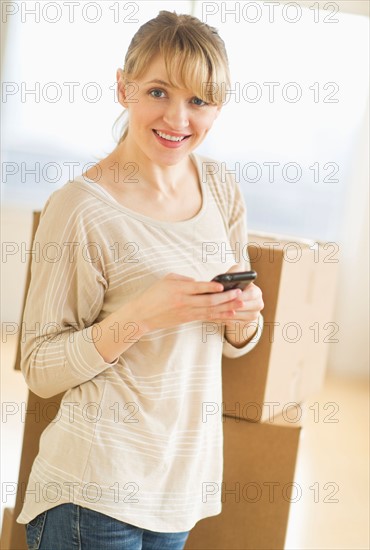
[144,79,172,87]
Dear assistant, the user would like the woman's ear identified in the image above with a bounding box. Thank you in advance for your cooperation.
[116,68,128,107]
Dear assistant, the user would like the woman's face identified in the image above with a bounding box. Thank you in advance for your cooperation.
[117,56,222,166]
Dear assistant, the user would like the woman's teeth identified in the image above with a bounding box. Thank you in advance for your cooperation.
[154,130,187,142]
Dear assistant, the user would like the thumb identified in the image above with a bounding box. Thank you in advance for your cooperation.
[225,264,241,274]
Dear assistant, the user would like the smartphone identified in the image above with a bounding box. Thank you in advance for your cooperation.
[211,270,257,291]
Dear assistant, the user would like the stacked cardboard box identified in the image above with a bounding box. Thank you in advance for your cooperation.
[185,412,301,550]
[185,233,338,549]
[5,219,338,549]
[223,232,339,423]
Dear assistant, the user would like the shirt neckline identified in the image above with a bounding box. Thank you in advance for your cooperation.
[73,152,207,228]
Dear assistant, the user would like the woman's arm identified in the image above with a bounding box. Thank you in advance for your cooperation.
[19,193,133,399]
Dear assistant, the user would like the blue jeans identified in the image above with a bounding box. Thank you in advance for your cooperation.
[25,503,190,549]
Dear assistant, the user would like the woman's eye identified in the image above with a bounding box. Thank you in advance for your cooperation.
[191,97,207,106]
[149,89,165,98]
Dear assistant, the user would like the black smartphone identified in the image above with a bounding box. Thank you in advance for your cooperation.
[211,270,257,291]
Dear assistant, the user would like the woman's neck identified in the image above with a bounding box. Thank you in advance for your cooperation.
[112,140,194,195]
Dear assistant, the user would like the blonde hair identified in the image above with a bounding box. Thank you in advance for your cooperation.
[112,10,231,145]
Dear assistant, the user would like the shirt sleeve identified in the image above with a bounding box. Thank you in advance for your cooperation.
[20,189,119,399]
[221,172,264,358]
[222,313,264,358]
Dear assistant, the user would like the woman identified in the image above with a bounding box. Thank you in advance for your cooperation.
[17,10,264,550]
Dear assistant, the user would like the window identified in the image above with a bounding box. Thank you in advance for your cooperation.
[194,1,369,240]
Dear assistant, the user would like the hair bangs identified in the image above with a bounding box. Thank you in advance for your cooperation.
[124,20,230,105]
[160,46,228,105]
[158,26,229,105]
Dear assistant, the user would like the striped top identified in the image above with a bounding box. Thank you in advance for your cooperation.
[17,152,263,532]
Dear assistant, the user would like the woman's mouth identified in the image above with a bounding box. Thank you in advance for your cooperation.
[152,129,191,148]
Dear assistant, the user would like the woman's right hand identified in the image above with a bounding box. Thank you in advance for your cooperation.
[131,272,244,334]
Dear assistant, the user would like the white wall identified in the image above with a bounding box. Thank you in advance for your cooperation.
[327,100,369,377]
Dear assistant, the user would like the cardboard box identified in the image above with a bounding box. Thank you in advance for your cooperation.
[185,411,301,550]
[222,232,338,422]
[9,391,64,550]
[0,508,13,550]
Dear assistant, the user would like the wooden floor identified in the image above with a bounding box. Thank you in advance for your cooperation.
[284,370,369,549]
[1,334,369,549]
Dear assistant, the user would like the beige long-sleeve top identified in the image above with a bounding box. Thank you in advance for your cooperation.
[17,152,263,532]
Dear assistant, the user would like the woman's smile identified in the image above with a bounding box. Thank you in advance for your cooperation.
[152,128,192,148]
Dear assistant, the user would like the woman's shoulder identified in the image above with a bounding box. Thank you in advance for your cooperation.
[37,177,104,231]
[192,152,236,188]
[192,152,245,226]
[192,151,224,175]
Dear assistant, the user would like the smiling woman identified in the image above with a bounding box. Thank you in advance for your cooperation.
[16,10,264,550]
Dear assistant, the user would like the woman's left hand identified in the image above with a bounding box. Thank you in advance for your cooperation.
[222,282,264,328]
[217,275,264,347]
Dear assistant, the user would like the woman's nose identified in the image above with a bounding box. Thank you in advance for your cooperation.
[162,101,190,130]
